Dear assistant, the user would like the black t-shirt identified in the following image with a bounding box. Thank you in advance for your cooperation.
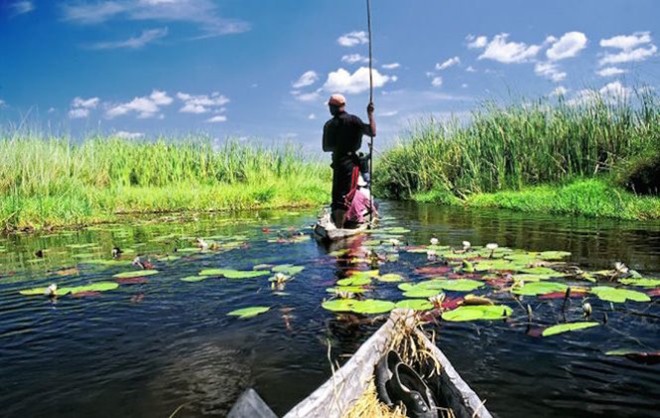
[323,111,373,155]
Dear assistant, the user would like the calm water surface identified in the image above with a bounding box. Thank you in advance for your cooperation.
[0,202,658,418]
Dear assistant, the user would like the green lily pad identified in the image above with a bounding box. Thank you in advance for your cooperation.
[618,278,660,288]
[199,269,270,279]
[351,299,396,314]
[403,288,443,298]
[591,286,651,303]
[337,276,372,286]
[113,270,159,279]
[504,253,539,263]
[538,251,571,261]
[442,305,512,322]
[348,270,380,279]
[326,286,368,294]
[395,299,434,311]
[65,282,119,294]
[512,281,568,296]
[322,299,356,312]
[84,259,132,266]
[177,247,201,253]
[379,227,410,234]
[474,260,517,271]
[272,264,305,275]
[157,255,181,262]
[432,279,484,292]
[228,306,270,319]
[542,322,599,337]
[377,273,404,283]
[180,276,208,282]
[20,286,70,296]
[520,267,564,276]
[510,274,554,282]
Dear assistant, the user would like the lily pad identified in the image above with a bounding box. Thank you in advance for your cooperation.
[322,299,356,312]
[542,322,599,337]
[228,306,270,319]
[337,276,372,286]
[113,270,159,279]
[442,305,512,322]
[351,299,396,314]
[199,269,270,279]
[377,273,404,283]
[326,286,368,294]
[591,286,651,303]
[510,274,555,282]
[432,279,484,292]
[180,276,208,282]
[618,278,660,288]
[395,299,434,311]
[403,288,444,298]
[538,251,571,261]
[520,267,564,276]
[474,260,517,272]
[512,281,568,296]
[348,270,380,279]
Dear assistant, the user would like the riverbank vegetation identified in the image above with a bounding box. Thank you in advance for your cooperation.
[375,91,660,220]
[0,136,329,233]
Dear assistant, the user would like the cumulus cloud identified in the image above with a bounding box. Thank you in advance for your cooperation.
[431,76,443,87]
[61,0,250,38]
[115,130,144,139]
[466,35,488,49]
[291,90,322,103]
[88,27,168,49]
[176,91,229,114]
[597,67,627,77]
[435,56,460,70]
[569,81,631,106]
[308,113,316,120]
[9,1,34,16]
[322,67,396,94]
[466,66,476,73]
[477,33,541,63]
[206,115,227,123]
[106,90,173,119]
[382,62,400,70]
[337,31,368,47]
[534,62,567,83]
[599,31,657,66]
[546,31,588,61]
[68,96,100,119]
[342,54,369,64]
[292,71,319,89]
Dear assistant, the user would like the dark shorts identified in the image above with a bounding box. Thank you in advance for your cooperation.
[331,155,355,211]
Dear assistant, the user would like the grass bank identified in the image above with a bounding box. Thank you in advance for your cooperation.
[375,91,660,220]
[0,136,330,233]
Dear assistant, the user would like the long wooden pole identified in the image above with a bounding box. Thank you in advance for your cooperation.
[366,0,374,225]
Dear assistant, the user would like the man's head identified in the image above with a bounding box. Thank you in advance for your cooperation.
[328,93,346,116]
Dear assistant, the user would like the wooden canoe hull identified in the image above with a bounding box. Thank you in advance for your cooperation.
[313,212,372,241]
[284,309,493,418]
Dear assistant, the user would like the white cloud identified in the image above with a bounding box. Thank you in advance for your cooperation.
[115,130,144,139]
[380,110,398,117]
[568,81,631,106]
[550,86,568,97]
[68,96,100,119]
[466,35,488,49]
[341,54,369,64]
[291,90,321,103]
[534,62,567,83]
[461,83,468,88]
[435,56,460,70]
[206,115,227,123]
[89,28,168,49]
[478,33,541,63]
[9,1,34,16]
[337,31,368,47]
[308,113,316,120]
[596,67,627,77]
[106,90,173,119]
[176,91,229,114]
[0,99,5,107]
[466,66,476,73]
[322,67,395,94]
[292,71,319,89]
[601,32,652,50]
[546,31,587,61]
[382,62,400,70]
[431,76,443,87]
[599,31,657,65]
[61,0,250,38]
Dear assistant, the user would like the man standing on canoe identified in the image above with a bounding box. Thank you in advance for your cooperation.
[322,93,376,228]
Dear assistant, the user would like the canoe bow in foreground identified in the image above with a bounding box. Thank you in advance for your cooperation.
[313,212,372,241]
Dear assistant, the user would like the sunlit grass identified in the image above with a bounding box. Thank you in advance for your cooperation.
[0,135,330,232]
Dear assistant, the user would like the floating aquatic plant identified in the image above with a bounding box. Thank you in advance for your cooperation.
[441,305,512,322]
[395,299,434,311]
[542,322,599,337]
[591,286,651,303]
[512,281,568,296]
[228,306,270,319]
[113,270,159,279]
[198,268,270,279]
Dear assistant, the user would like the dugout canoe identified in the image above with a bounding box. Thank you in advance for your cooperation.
[228,309,493,418]
[313,211,373,241]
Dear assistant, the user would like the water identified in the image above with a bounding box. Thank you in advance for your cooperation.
[0,202,658,418]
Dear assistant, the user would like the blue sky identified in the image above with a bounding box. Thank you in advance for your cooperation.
[1,0,659,152]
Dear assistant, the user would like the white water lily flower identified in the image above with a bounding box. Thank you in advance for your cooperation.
[430,237,439,246]
[428,293,446,307]
[45,283,57,297]
[486,243,498,251]
[614,262,628,274]
[389,238,401,246]
[426,249,437,261]
[462,241,471,251]
[274,272,288,283]
[582,302,592,317]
